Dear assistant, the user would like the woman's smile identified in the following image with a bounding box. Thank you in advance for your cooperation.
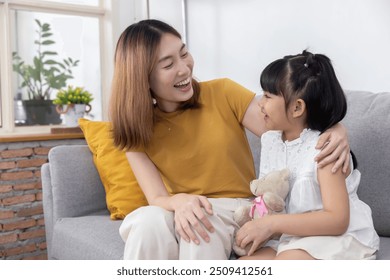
[174,77,192,92]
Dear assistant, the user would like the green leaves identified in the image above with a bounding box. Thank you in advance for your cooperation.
[41,40,55,45]
[53,85,94,105]
[42,51,58,56]
[12,19,79,100]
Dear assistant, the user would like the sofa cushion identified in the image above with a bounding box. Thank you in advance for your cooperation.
[79,118,148,220]
[343,91,390,237]
[377,237,390,259]
[51,214,123,259]
[48,145,107,218]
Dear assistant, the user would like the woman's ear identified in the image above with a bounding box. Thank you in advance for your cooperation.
[292,99,306,118]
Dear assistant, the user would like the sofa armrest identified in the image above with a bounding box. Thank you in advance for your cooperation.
[41,162,55,258]
[42,145,109,259]
[44,145,107,220]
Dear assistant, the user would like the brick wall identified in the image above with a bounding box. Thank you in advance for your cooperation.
[0,138,86,260]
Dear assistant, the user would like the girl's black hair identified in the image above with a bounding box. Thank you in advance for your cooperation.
[260,50,358,168]
[260,50,347,133]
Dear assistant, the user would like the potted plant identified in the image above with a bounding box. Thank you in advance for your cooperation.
[53,85,93,127]
[12,19,79,125]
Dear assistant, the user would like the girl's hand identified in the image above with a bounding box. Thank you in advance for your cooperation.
[171,193,215,245]
[235,217,274,256]
[316,123,350,173]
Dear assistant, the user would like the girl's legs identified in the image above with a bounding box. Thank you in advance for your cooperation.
[239,248,315,260]
[275,249,315,260]
[238,247,277,260]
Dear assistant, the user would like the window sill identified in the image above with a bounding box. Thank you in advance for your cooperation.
[0,127,85,143]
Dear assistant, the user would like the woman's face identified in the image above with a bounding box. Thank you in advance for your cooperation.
[149,33,194,112]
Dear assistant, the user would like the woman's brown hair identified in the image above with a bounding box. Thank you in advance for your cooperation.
[109,19,200,150]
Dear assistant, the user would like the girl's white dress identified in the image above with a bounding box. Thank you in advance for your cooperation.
[260,129,380,259]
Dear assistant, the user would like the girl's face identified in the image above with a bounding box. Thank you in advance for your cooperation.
[259,91,307,141]
[149,33,194,112]
[259,91,290,131]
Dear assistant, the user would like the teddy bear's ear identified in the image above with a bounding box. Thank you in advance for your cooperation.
[280,168,290,180]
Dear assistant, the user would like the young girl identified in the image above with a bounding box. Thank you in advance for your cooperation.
[110,19,351,260]
[236,50,380,260]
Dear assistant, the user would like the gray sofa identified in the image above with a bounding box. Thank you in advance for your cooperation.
[42,90,390,260]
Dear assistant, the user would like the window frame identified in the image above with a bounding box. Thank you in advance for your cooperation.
[0,0,114,135]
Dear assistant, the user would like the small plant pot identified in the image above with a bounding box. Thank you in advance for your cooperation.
[56,104,91,127]
[23,100,62,125]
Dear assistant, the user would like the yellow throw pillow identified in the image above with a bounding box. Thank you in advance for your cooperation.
[79,118,148,219]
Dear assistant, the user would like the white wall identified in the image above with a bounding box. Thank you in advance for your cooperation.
[144,0,390,94]
[113,0,185,43]
[149,0,186,38]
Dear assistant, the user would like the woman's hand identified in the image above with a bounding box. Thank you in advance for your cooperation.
[316,123,350,173]
[235,217,274,256]
[171,193,215,245]
[127,152,214,244]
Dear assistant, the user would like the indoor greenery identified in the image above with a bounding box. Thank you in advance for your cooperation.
[12,19,79,100]
[53,85,93,105]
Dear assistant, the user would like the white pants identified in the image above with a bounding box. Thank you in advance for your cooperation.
[119,198,251,260]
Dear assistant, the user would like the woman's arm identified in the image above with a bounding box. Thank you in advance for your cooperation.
[316,123,351,173]
[242,96,350,173]
[126,151,215,244]
[236,164,350,256]
[242,96,266,137]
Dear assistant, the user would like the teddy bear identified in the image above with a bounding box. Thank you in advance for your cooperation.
[233,168,290,256]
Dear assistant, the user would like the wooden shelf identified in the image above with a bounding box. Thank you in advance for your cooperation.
[0,130,85,143]
[50,127,82,134]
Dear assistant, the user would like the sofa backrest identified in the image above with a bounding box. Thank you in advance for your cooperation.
[343,90,390,237]
[48,145,107,219]
[246,90,390,237]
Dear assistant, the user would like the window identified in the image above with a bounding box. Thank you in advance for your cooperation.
[0,64,2,128]
[47,0,99,6]
[0,0,114,134]
[0,54,2,127]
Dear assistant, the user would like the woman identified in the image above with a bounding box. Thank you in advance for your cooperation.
[109,19,350,260]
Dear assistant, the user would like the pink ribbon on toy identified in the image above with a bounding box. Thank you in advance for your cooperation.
[249,196,269,219]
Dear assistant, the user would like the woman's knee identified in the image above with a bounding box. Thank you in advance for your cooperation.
[120,206,174,240]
